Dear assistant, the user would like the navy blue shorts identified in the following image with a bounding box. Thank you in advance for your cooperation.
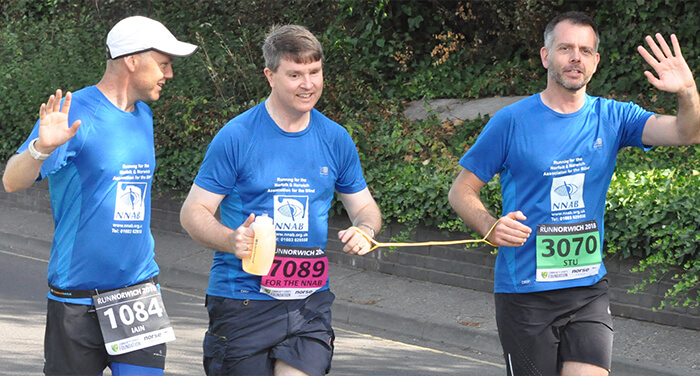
[44,299,166,376]
[203,290,335,376]
[495,279,613,376]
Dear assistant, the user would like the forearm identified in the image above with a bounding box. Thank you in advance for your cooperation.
[675,83,700,143]
[350,202,382,237]
[2,151,43,193]
[180,202,235,254]
[448,182,497,238]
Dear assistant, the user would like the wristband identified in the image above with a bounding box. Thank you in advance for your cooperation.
[28,138,51,161]
[358,224,375,238]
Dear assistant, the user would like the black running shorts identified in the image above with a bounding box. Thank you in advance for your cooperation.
[203,289,335,376]
[44,299,166,376]
[495,279,613,376]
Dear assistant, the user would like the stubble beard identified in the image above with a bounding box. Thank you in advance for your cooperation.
[549,68,591,92]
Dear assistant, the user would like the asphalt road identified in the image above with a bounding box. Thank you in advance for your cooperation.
[0,245,505,376]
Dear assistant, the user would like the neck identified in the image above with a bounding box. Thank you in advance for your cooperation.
[96,70,137,112]
[540,83,587,114]
[265,96,310,133]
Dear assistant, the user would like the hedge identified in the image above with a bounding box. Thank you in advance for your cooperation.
[1,0,698,308]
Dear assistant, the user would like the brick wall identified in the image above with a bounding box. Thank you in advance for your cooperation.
[1,180,698,330]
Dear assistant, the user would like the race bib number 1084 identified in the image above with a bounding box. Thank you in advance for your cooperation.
[94,282,175,355]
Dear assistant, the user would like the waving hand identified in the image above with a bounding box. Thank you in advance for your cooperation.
[637,34,695,94]
[37,89,82,153]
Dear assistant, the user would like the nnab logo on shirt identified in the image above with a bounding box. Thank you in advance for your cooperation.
[550,173,585,212]
[114,182,147,221]
[274,195,309,232]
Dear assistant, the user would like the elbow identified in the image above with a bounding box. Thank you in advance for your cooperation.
[448,184,460,210]
[179,204,192,234]
[2,176,21,193]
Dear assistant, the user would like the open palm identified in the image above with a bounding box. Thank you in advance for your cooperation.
[637,34,695,94]
[37,89,81,151]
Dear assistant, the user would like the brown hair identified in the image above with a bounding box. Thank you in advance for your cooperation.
[263,25,323,72]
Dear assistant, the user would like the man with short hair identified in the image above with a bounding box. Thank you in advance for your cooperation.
[449,11,699,376]
[180,24,382,376]
[3,16,197,376]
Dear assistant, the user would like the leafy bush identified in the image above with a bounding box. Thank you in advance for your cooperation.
[1,0,698,308]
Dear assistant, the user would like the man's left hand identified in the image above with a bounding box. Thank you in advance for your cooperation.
[638,33,696,94]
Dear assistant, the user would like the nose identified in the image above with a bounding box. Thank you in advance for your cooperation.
[570,48,582,62]
[300,74,313,88]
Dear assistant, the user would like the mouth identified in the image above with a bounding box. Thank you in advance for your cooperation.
[564,67,584,76]
[298,93,312,99]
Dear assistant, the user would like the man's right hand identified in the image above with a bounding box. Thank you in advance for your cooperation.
[231,213,256,260]
[37,89,81,154]
[488,211,532,247]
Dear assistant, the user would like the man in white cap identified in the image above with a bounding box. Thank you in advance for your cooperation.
[2,16,197,376]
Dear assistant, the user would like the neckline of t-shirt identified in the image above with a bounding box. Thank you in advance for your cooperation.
[89,85,143,117]
[262,101,315,137]
[536,93,591,118]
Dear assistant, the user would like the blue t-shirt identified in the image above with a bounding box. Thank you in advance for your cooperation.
[460,94,653,294]
[18,86,159,304]
[194,102,367,300]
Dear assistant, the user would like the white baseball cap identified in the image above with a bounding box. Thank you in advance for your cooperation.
[106,16,198,59]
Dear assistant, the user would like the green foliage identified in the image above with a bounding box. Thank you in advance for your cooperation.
[606,146,700,307]
[2,0,699,308]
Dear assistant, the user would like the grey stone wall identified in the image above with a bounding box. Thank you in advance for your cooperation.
[1,180,697,330]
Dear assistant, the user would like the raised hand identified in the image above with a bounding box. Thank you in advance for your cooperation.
[637,34,696,94]
[37,89,82,153]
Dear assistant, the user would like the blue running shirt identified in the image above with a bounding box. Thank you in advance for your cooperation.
[460,94,653,293]
[194,102,367,300]
[18,86,159,304]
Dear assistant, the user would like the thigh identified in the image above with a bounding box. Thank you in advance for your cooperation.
[272,290,335,376]
[110,362,164,376]
[109,343,167,373]
[44,299,107,376]
[495,293,559,376]
[495,280,613,376]
[203,296,287,376]
[560,289,613,372]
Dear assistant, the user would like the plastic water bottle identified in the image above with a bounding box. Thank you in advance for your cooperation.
[242,213,276,276]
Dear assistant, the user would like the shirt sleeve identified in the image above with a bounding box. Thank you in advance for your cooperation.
[458,108,512,183]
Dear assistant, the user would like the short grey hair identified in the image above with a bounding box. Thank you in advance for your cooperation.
[263,25,323,72]
[543,11,599,51]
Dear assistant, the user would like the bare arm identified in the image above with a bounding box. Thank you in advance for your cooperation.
[448,168,531,247]
[3,89,81,192]
[337,187,382,255]
[638,34,700,146]
[179,183,255,260]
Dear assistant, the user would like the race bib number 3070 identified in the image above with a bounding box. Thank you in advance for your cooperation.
[94,282,175,355]
[535,220,602,282]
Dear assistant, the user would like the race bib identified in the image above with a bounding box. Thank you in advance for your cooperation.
[260,246,328,300]
[535,220,602,282]
[93,282,175,355]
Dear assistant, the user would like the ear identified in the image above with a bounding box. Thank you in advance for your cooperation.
[264,67,274,88]
[540,46,550,69]
[123,54,139,73]
[592,52,600,74]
